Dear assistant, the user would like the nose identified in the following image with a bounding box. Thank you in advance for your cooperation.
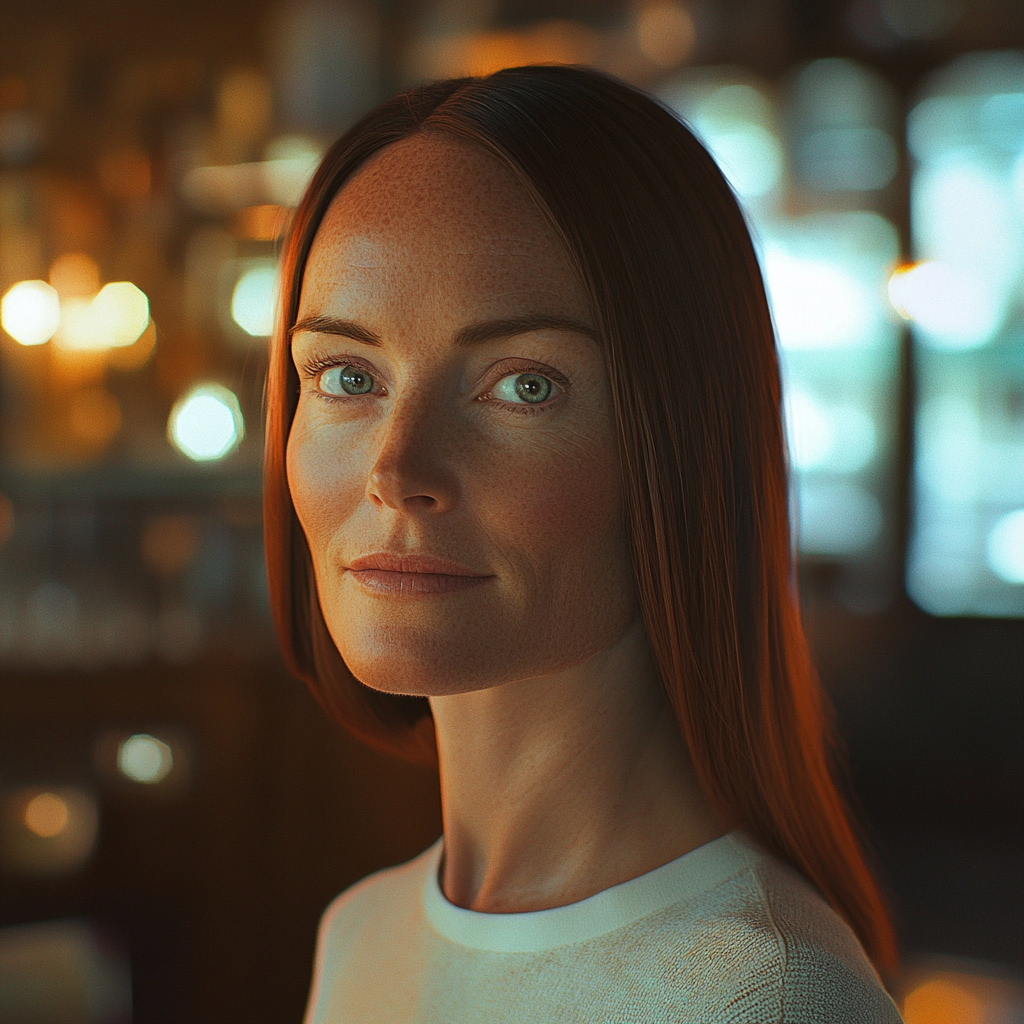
[367,390,459,513]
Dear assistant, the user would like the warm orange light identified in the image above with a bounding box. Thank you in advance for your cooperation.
[24,792,70,838]
[1,280,61,346]
[49,253,100,299]
[233,203,288,241]
[107,319,157,371]
[54,282,150,352]
[69,388,122,446]
[636,2,696,67]
[216,69,273,147]
[422,21,598,79]
[903,978,986,1024]
[97,147,152,200]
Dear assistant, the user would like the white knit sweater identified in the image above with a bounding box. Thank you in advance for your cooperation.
[303,831,903,1023]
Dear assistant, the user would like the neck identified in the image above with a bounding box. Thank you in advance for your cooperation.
[428,618,724,913]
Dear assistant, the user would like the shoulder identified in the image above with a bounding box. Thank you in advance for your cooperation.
[681,842,903,1024]
[316,838,439,951]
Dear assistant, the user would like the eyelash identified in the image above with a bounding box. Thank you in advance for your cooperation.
[480,361,570,417]
[299,356,570,414]
[300,356,383,404]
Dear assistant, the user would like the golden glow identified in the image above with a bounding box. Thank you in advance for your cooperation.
[415,21,598,80]
[1,280,61,346]
[903,978,986,1024]
[636,3,696,67]
[97,146,152,200]
[233,203,288,241]
[216,69,273,147]
[107,319,157,371]
[4,787,99,875]
[54,282,150,351]
[93,282,150,346]
[24,792,70,838]
[49,252,100,298]
[69,388,122,446]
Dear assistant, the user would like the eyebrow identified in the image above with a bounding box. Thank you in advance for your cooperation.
[289,313,597,348]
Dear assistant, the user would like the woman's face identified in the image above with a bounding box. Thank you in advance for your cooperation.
[287,134,638,696]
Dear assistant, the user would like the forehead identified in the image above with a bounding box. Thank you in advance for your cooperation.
[300,134,588,321]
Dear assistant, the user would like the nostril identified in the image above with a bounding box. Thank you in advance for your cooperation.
[405,494,438,509]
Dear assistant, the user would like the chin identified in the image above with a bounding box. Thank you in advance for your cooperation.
[318,580,640,699]
[341,648,511,698]
[325,612,513,697]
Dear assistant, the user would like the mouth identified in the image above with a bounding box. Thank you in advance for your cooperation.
[345,553,493,596]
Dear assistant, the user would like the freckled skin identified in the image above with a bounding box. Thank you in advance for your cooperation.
[288,134,721,913]
[288,135,636,697]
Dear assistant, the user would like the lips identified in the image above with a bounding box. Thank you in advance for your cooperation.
[347,553,487,575]
[346,553,492,596]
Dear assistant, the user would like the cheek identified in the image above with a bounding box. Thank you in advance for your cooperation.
[474,430,628,588]
[286,409,365,556]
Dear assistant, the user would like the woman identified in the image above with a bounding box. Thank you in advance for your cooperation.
[265,66,903,1022]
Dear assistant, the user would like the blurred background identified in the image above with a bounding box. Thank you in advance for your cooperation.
[0,0,1021,1021]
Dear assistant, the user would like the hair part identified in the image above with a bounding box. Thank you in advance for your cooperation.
[263,65,898,975]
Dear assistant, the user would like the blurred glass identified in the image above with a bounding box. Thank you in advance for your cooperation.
[788,58,899,193]
[662,63,902,606]
[905,52,1024,616]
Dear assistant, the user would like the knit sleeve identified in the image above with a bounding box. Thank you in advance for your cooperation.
[714,865,904,1024]
[718,940,904,1023]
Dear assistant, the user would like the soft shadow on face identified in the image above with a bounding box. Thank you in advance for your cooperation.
[286,133,638,697]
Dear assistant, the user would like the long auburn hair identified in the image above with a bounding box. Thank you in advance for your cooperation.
[264,65,897,974]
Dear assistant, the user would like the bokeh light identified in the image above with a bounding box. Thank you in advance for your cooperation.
[796,481,883,556]
[168,383,244,461]
[231,263,277,336]
[117,734,174,785]
[636,3,695,68]
[902,977,985,1024]
[2,787,99,876]
[789,59,898,193]
[888,261,1001,349]
[55,282,150,351]
[786,390,877,473]
[24,792,69,838]
[906,52,1024,616]
[986,509,1024,585]
[1,280,61,346]
[669,82,784,200]
[765,251,873,350]
[93,283,151,346]
[49,253,100,298]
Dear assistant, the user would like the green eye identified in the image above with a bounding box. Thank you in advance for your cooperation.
[493,372,555,405]
[321,365,374,396]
